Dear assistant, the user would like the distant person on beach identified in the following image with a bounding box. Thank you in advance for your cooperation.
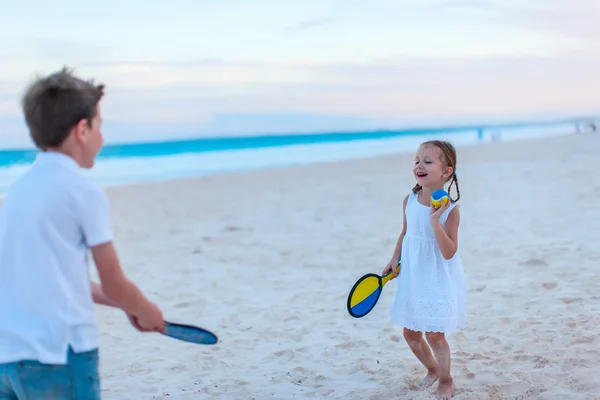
[476,128,483,142]
[0,67,165,399]
[382,140,466,400]
[575,121,597,134]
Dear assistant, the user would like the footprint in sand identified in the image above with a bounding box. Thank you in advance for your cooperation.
[335,341,361,349]
[170,365,188,373]
[524,386,548,397]
[520,258,548,267]
[464,371,475,379]
[273,349,295,361]
[466,352,491,360]
[127,366,153,375]
[322,348,339,358]
[533,356,555,369]
[560,297,584,304]
[571,335,598,345]
[540,282,557,290]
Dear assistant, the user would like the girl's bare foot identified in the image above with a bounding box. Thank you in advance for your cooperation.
[434,377,455,400]
[403,329,440,388]
[419,365,440,387]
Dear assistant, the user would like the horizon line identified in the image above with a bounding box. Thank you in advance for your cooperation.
[0,115,591,154]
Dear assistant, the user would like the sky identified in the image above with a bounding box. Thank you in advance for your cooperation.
[0,0,599,147]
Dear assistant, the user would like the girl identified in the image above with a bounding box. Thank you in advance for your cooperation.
[382,140,466,400]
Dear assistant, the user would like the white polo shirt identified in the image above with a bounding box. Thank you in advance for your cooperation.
[0,151,114,364]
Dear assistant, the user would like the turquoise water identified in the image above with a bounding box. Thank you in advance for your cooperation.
[0,126,471,168]
[0,121,576,194]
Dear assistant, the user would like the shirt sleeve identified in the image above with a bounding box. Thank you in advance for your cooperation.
[79,182,114,247]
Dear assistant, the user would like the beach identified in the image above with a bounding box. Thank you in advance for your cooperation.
[79,132,598,399]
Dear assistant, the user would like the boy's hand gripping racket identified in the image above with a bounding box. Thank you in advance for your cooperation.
[346,263,400,318]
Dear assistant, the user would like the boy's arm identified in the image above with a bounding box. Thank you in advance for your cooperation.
[78,186,154,317]
[80,185,164,332]
[90,280,118,308]
[90,278,152,332]
[90,241,156,317]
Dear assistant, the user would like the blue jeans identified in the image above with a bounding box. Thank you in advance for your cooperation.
[0,347,100,400]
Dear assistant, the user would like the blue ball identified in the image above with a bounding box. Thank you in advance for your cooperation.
[431,189,449,208]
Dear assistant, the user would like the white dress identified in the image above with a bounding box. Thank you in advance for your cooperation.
[389,191,466,333]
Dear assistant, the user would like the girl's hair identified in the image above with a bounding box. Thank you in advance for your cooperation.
[411,140,461,202]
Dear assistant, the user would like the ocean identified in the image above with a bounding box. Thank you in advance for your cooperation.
[0,121,576,195]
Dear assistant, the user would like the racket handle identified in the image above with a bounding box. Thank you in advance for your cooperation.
[381,264,401,285]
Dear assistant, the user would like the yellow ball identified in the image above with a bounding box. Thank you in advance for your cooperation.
[431,189,449,208]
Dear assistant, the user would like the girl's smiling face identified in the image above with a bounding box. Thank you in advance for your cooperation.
[413,144,452,188]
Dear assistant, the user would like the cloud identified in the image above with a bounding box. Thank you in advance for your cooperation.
[2,0,598,149]
[1,27,598,146]
[0,82,22,115]
[285,16,335,33]
[3,51,599,124]
[205,112,378,134]
[28,37,112,59]
[437,0,515,11]
[437,0,600,43]
[2,37,113,65]
[77,52,599,134]
[0,116,28,148]
[81,59,261,69]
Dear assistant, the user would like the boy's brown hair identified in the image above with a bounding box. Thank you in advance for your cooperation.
[21,67,105,150]
[412,140,461,202]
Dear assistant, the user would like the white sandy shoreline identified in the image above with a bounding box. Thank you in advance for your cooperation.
[5,132,600,399]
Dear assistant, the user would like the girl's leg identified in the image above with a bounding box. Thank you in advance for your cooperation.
[424,332,455,399]
[402,328,440,387]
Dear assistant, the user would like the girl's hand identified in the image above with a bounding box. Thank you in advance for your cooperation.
[430,200,450,226]
[382,260,400,278]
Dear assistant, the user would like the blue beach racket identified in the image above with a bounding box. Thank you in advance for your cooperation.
[162,321,218,345]
[346,263,400,318]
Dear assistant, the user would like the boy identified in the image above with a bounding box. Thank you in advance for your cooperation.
[0,67,165,399]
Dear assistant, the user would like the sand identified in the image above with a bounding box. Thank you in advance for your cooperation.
[77,132,600,398]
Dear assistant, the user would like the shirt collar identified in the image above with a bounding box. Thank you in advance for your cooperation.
[34,151,81,172]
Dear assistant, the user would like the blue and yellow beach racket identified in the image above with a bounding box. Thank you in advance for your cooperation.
[346,263,400,318]
[162,321,218,345]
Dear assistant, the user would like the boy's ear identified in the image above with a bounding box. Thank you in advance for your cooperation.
[73,119,89,143]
